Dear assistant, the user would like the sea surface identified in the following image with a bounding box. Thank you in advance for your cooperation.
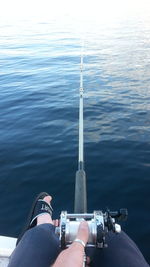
[0,15,150,263]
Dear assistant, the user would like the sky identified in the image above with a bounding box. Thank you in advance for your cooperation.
[0,0,150,22]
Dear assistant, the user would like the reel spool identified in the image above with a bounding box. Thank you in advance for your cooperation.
[57,209,128,249]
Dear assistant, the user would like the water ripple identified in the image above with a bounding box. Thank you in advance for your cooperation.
[0,17,150,263]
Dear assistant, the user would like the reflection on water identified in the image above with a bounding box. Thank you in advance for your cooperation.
[0,13,150,263]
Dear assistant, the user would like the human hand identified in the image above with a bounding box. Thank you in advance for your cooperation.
[52,221,90,267]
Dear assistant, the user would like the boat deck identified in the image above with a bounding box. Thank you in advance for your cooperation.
[0,235,16,267]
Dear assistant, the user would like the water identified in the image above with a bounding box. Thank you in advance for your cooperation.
[0,16,150,263]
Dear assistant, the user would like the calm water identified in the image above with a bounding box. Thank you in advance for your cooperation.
[0,16,150,263]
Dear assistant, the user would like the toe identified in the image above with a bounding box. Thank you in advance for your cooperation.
[43,195,52,205]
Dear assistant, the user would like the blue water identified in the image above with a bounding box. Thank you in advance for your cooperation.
[0,17,150,263]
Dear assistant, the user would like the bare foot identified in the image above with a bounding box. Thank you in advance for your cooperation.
[37,195,53,225]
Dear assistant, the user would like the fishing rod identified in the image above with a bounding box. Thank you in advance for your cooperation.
[55,43,128,256]
[74,41,87,213]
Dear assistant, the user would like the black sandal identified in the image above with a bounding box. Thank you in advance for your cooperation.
[16,192,53,245]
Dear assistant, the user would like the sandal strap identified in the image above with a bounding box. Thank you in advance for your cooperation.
[30,200,53,226]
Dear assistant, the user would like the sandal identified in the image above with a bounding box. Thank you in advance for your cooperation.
[16,192,53,245]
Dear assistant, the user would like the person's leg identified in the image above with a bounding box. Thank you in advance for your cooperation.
[8,224,60,267]
[90,231,149,267]
[8,195,60,267]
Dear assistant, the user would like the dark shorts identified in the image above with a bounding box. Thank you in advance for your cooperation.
[8,223,149,267]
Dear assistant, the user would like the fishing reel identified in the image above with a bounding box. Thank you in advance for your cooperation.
[56,209,128,249]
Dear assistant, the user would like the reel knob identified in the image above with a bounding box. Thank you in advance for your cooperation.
[114,223,121,233]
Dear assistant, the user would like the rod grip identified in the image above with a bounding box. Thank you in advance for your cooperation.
[74,170,87,213]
